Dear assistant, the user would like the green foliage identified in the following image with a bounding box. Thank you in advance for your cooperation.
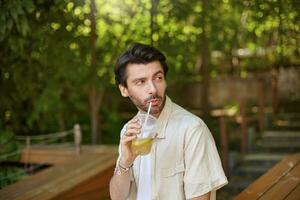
[0,166,28,189]
[0,129,24,189]
[0,130,21,160]
[1,0,90,134]
[0,0,299,144]
[0,0,34,52]
[100,106,124,144]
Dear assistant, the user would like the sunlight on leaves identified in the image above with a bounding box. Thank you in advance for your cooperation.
[51,22,61,30]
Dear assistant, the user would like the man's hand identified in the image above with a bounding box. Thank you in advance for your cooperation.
[120,118,141,167]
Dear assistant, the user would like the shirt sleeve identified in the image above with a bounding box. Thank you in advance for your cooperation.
[183,122,228,199]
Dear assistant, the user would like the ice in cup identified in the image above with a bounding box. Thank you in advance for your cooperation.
[131,114,157,155]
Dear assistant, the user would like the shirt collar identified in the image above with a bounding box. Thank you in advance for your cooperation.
[156,96,172,139]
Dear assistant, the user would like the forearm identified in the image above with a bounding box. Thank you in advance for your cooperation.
[109,170,132,200]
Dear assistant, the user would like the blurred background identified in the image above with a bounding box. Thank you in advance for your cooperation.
[0,0,300,199]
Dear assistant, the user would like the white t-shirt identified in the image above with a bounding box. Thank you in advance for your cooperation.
[136,154,151,200]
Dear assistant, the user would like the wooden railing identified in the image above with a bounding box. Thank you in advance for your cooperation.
[0,124,83,187]
[218,95,265,175]
[16,124,82,156]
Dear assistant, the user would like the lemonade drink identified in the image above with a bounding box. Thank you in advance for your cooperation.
[131,113,157,156]
[132,137,153,155]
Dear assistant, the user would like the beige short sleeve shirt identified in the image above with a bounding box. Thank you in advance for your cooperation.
[118,96,228,200]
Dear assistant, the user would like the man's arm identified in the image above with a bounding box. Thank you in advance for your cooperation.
[110,118,141,200]
[191,192,211,200]
[109,167,132,200]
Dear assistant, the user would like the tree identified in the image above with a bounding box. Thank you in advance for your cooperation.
[88,0,102,144]
[199,0,211,117]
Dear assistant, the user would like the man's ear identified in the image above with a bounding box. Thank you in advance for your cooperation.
[118,84,129,97]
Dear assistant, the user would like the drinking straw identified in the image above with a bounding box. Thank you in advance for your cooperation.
[142,102,152,129]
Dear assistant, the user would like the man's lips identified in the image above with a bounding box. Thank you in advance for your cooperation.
[149,98,160,106]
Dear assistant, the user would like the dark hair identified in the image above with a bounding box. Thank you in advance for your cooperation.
[114,42,169,87]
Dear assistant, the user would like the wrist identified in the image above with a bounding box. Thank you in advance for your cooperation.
[115,160,133,176]
[119,162,133,170]
[119,157,134,168]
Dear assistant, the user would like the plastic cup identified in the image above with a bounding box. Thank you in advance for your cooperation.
[131,114,157,155]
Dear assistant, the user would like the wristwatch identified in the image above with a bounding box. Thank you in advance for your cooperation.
[115,162,133,175]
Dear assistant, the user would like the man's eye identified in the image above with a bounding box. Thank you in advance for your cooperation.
[136,80,145,85]
[156,76,163,81]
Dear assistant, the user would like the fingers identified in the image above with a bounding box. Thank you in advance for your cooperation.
[123,118,141,137]
[121,135,137,144]
[120,118,141,161]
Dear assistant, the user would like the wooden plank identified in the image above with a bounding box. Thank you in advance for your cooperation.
[19,145,117,165]
[274,120,300,127]
[260,141,300,148]
[30,154,116,200]
[243,153,285,162]
[53,166,115,200]
[0,145,118,200]
[20,148,77,165]
[263,131,300,138]
[234,153,300,200]
[219,117,229,175]
[285,183,300,200]
[7,154,115,200]
[258,79,265,133]
[260,162,300,200]
[239,99,248,153]
[2,154,112,200]
[237,165,270,174]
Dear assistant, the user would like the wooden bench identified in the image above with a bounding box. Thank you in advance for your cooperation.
[234,153,300,200]
[0,145,118,200]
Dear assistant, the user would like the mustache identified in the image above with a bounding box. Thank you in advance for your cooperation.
[144,95,161,102]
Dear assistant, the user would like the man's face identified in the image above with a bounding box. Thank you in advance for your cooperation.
[119,61,167,118]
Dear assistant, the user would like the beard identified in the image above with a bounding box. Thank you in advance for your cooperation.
[129,94,166,116]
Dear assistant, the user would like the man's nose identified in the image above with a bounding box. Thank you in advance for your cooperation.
[147,81,157,94]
